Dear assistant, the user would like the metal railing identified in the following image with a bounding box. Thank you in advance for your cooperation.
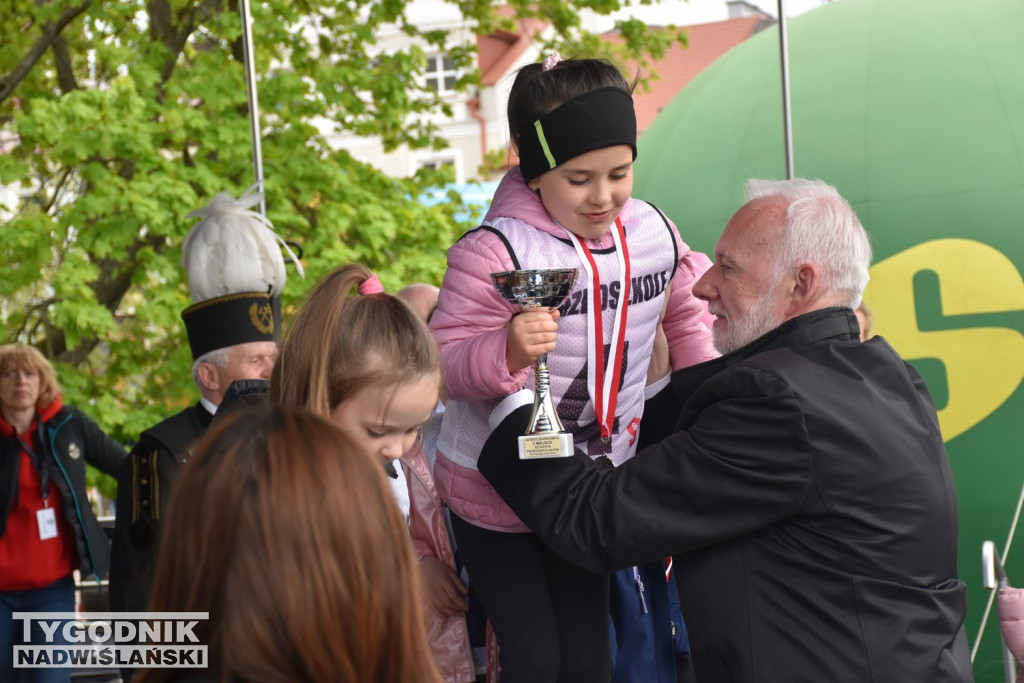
[982,540,1018,683]
[72,515,120,681]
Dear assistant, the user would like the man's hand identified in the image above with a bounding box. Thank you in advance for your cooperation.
[506,308,561,373]
[647,323,670,385]
[419,555,469,617]
[647,294,671,385]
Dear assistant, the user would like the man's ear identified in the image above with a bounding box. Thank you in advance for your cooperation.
[784,264,819,317]
[196,361,220,393]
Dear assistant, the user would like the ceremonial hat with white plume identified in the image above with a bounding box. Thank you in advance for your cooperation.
[180,183,303,360]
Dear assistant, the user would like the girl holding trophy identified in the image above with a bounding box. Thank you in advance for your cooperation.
[429,55,717,681]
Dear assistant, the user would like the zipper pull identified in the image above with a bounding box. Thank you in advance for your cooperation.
[633,566,648,614]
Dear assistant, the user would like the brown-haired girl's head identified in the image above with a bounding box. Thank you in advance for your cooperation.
[268,263,441,416]
[139,404,441,683]
[268,264,441,465]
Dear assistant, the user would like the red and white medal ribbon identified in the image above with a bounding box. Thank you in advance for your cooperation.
[565,217,631,449]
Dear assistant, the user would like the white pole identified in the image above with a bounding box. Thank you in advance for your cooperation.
[239,0,265,216]
[777,0,795,179]
[971,481,1024,670]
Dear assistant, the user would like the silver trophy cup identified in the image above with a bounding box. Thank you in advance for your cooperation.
[491,268,578,459]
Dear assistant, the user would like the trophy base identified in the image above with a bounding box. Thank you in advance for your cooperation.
[518,433,575,459]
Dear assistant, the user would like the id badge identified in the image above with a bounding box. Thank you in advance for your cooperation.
[37,507,58,540]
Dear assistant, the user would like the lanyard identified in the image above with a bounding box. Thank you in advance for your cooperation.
[564,217,631,447]
[15,430,50,503]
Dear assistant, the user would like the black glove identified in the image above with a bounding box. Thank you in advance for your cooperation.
[215,379,270,423]
[478,403,611,574]
[479,403,597,512]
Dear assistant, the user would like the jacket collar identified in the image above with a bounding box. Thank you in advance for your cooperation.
[0,396,62,438]
[670,307,860,397]
[38,396,62,423]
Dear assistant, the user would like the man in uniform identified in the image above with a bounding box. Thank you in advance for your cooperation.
[109,190,294,679]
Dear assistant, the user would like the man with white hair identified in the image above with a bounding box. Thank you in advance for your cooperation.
[111,340,276,601]
[479,179,972,682]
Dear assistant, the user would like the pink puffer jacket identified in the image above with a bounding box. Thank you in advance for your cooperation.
[402,443,476,682]
[429,167,717,532]
[1000,586,1024,681]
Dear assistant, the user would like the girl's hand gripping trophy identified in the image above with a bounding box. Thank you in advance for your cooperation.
[491,267,578,458]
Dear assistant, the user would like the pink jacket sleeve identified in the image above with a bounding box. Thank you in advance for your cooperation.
[1000,587,1024,668]
[661,224,719,370]
[686,249,718,331]
[430,229,534,401]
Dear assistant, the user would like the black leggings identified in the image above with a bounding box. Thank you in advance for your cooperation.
[450,513,611,683]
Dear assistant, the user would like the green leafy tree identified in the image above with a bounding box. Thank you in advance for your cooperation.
[0,0,684,496]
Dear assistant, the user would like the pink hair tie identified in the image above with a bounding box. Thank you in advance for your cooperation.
[542,52,562,72]
[358,273,384,296]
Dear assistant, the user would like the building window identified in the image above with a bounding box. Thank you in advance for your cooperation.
[418,158,455,171]
[424,54,457,95]
[413,154,462,183]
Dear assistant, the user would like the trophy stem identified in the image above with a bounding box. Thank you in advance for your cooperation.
[528,352,566,435]
[490,268,578,458]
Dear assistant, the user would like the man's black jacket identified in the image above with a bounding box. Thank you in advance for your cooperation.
[479,307,973,683]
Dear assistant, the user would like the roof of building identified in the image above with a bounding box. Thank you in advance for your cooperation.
[476,11,771,172]
[477,15,547,86]
[608,14,774,134]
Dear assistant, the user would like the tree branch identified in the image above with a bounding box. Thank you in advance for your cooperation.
[10,297,57,343]
[0,0,92,105]
[148,0,222,87]
[52,35,79,94]
[50,231,167,366]
[39,167,76,215]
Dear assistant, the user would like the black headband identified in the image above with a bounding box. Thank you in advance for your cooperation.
[517,86,638,183]
[182,292,280,360]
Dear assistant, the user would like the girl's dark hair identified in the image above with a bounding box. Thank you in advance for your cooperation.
[139,404,442,683]
[268,263,441,416]
[507,57,635,157]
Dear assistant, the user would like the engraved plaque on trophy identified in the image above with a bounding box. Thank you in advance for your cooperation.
[491,268,579,459]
